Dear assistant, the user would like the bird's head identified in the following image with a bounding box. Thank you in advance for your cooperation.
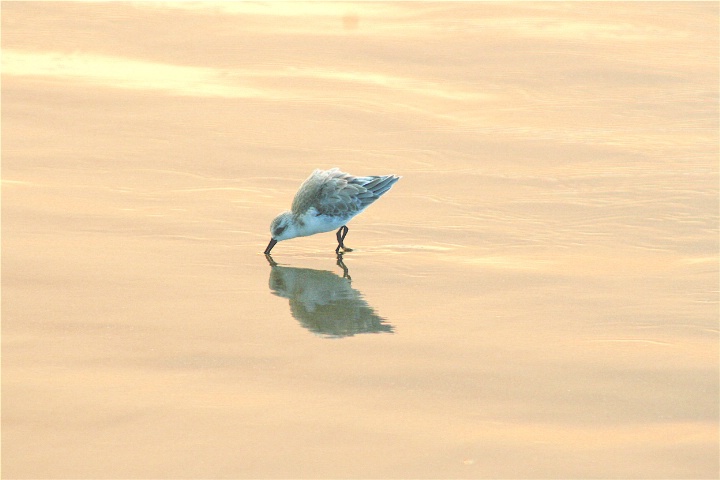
[264,211,297,254]
[269,211,297,241]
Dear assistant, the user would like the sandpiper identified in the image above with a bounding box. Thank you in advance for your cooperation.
[264,168,400,254]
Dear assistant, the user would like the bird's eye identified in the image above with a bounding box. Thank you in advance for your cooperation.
[275,225,286,235]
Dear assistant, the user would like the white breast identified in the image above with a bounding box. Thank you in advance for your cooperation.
[295,207,355,237]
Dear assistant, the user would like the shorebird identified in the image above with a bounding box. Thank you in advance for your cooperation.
[264,168,400,255]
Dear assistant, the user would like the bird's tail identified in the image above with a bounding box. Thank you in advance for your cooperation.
[352,175,400,198]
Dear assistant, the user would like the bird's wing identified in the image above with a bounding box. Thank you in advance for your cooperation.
[349,174,400,209]
[291,169,333,215]
[291,168,399,217]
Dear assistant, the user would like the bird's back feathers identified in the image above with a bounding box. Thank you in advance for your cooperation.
[291,168,399,218]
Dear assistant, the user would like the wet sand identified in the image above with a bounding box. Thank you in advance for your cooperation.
[2,2,718,478]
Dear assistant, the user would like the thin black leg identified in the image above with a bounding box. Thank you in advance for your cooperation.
[335,225,351,253]
[335,226,344,253]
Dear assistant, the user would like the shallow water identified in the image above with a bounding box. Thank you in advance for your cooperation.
[2,2,718,478]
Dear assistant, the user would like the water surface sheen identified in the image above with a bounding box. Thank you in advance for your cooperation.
[2,3,718,478]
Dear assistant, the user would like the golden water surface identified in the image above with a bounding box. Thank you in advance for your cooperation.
[2,2,718,478]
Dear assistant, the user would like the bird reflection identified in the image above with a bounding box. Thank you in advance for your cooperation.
[266,254,394,338]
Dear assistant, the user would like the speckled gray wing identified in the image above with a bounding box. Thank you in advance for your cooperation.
[291,168,399,217]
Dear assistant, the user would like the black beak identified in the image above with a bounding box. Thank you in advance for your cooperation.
[264,238,277,255]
